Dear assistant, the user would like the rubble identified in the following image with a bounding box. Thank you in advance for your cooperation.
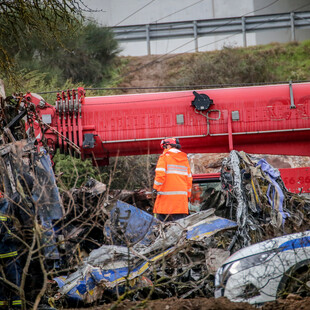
[220,151,310,250]
[53,202,237,304]
[188,153,310,174]
[50,151,310,306]
[1,92,310,307]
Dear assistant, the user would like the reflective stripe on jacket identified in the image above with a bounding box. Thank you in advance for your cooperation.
[0,198,18,256]
[0,251,18,258]
[153,148,192,214]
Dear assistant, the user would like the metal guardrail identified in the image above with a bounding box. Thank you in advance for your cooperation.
[112,11,310,54]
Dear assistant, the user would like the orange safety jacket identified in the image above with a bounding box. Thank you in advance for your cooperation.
[153,148,192,214]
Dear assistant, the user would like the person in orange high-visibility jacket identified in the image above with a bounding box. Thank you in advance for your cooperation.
[190,183,203,205]
[153,138,192,221]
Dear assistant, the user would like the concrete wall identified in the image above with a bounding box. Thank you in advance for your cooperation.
[85,0,254,26]
[83,0,310,56]
[253,0,310,45]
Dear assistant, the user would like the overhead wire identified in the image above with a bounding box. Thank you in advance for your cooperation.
[114,0,207,35]
[116,0,284,79]
[120,0,207,55]
[111,0,280,38]
[37,80,310,95]
[156,0,205,23]
[195,1,310,52]
[116,0,281,45]
[35,1,310,95]
[113,0,157,27]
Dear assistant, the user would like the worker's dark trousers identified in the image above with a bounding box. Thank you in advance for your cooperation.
[0,254,22,309]
[156,214,187,222]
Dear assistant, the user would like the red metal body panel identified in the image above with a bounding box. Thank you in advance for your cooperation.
[80,82,310,160]
[279,167,310,194]
[28,82,310,163]
[192,167,310,194]
[25,83,310,193]
[193,173,221,181]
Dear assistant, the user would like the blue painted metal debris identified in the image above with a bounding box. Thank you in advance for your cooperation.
[54,201,237,303]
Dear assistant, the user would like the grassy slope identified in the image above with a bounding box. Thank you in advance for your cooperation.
[117,40,310,92]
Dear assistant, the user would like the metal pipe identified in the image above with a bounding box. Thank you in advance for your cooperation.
[101,135,207,144]
[228,114,233,150]
[211,127,310,136]
[289,80,296,109]
[146,24,151,55]
[72,93,77,148]
[101,127,310,144]
[242,16,247,47]
[290,12,295,41]
[193,20,198,52]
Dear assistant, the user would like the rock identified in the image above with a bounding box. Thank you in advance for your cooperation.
[286,293,302,300]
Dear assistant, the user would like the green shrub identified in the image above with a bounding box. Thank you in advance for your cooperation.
[53,150,98,190]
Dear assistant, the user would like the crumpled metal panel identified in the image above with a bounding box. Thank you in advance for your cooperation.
[54,203,237,303]
[105,200,160,246]
[188,153,310,174]
[33,149,63,220]
[187,216,237,241]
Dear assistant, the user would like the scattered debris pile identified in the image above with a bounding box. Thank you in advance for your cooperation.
[50,149,310,306]
[219,151,310,250]
[60,178,108,259]
[53,202,237,306]
[1,92,310,308]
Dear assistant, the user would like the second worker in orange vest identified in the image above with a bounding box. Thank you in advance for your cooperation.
[153,138,192,222]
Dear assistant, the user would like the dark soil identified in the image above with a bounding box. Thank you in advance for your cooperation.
[68,296,310,310]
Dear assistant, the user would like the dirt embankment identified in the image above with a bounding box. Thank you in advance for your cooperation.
[72,296,310,310]
[119,55,172,92]
[118,53,197,93]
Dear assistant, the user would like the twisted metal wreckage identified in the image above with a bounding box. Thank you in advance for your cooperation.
[52,151,310,305]
[0,92,310,307]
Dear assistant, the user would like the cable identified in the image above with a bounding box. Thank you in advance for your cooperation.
[247,0,281,15]
[118,1,309,79]
[154,0,205,23]
[114,0,207,36]
[113,0,157,27]
[114,0,278,39]
[116,0,282,78]
[196,2,310,51]
[34,3,310,96]
[292,2,310,11]
[115,0,280,38]
[36,80,310,95]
